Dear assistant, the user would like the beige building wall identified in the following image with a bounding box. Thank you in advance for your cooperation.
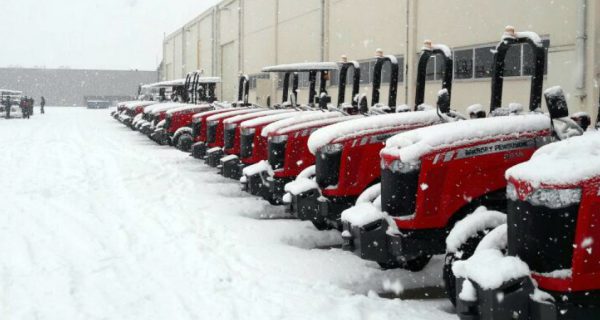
[162,0,599,120]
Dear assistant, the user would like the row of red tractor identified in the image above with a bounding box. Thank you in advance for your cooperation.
[112,28,600,320]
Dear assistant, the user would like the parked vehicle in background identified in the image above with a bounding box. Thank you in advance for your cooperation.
[87,100,111,109]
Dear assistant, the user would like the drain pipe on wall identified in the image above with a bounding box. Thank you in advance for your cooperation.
[404,0,410,105]
[575,0,587,101]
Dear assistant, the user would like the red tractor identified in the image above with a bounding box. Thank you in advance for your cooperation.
[284,42,455,230]
[452,126,600,320]
[341,29,585,276]
[237,60,364,203]
[212,62,341,178]
[151,72,221,147]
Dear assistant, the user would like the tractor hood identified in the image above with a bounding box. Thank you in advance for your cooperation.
[122,100,157,110]
[276,115,362,140]
[261,111,344,137]
[224,109,295,125]
[381,113,551,163]
[239,111,302,129]
[307,110,441,154]
[205,108,263,122]
[506,131,600,187]
[166,103,212,116]
[192,108,235,123]
[149,102,190,115]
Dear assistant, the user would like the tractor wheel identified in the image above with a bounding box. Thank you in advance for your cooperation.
[403,254,432,272]
[377,260,402,270]
[443,232,486,306]
[176,133,194,152]
[311,219,332,231]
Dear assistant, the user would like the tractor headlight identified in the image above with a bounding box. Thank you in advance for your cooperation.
[270,135,288,144]
[385,159,421,173]
[320,143,343,155]
[526,188,582,209]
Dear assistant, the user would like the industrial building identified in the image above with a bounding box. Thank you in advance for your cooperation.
[0,68,157,106]
[161,0,600,120]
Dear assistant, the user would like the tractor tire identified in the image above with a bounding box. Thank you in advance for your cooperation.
[403,254,432,272]
[310,219,332,231]
[377,260,402,270]
[443,232,486,306]
[176,133,194,152]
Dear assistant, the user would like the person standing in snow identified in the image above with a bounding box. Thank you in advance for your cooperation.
[20,97,29,119]
[40,96,46,114]
[3,96,12,119]
[29,97,34,116]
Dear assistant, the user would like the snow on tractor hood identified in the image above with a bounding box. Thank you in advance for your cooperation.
[166,103,212,115]
[224,109,295,125]
[382,113,551,163]
[506,130,600,186]
[191,108,234,122]
[276,115,363,137]
[123,100,157,110]
[307,110,441,154]
[205,108,263,122]
[261,111,344,137]
[149,102,190,115]
[239,111,300,128]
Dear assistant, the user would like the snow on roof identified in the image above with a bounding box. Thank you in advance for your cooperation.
[382,113,551,163]
[224,109,294,125]
[239,111,300,128]
[276,115,363,137]
[196,77,221,83]
[506,131,600,186]
[166,103,212,115]
[0,89,23,94]
[261,111,343,137]
[261,62,339,72]
[308,110,441,154]
[206,108,263,122]
[146,79,186,88]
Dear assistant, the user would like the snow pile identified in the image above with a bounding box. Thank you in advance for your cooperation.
[277,115,362,136]
[459,279,477,302]
[501,29,543,48]
[340,202,387,228]
[261,111,343,137]
[506,131,600,186]
[297,165,316,180]
[174,126,192,136]
[308,110,440,154]
[220,154,239,162]
[453,249,530,290]
[239,111,300,128]
[207,147,222,154]
[431,44,452,58]
[242,160,272,176]
[206,108,260,122]
[466,104,484,115]
[476,224,508,252]
[383,114,550,163]
[223,109,292,125]
[356,183,382,204]
[446,206,506,254]
[284,177,318,196]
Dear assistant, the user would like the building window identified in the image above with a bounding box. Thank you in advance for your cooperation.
[249,73,269,90]
[454,39,550,80]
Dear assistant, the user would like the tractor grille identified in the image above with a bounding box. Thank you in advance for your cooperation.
[163,116,172,131]
[315,149,342,189]
[507,199,579,273]
[240,132,255,158]
[207,123,218,144]
[224,127,236,149]
[268,140,287,170]
[380,167,420,217]
[191,122,202,139]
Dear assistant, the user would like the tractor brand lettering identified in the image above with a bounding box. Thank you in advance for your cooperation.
[455,139,535,160]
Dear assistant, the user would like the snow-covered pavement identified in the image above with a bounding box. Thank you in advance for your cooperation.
[0,108,455,320]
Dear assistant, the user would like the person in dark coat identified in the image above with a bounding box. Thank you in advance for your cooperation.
[40,96,46,114]
[20,97,29,119]
[3,96,12,119]
[29,97,34,116]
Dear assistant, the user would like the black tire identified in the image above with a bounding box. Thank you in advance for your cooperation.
[377,260,402,270]
[443,231,487,306]
[176,133,194,152]
[311,219,332,231]
[403,254,432,272]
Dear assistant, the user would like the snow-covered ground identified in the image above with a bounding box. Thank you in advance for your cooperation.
[0,107,455,320]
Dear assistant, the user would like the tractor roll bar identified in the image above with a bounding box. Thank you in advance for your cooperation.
[415,41,453,110]
[281,72,299,105]
[372,55,399,110]
[183,72,193,103]
[491,27,545,112]
[237,75,250,105]
[337,60,361,107]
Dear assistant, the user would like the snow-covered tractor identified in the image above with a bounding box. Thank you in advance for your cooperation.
[453,128,600,320]
[340,28,585,276]
[283,41,455,230]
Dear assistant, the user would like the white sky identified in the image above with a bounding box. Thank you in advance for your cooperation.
[0,0,219,71]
